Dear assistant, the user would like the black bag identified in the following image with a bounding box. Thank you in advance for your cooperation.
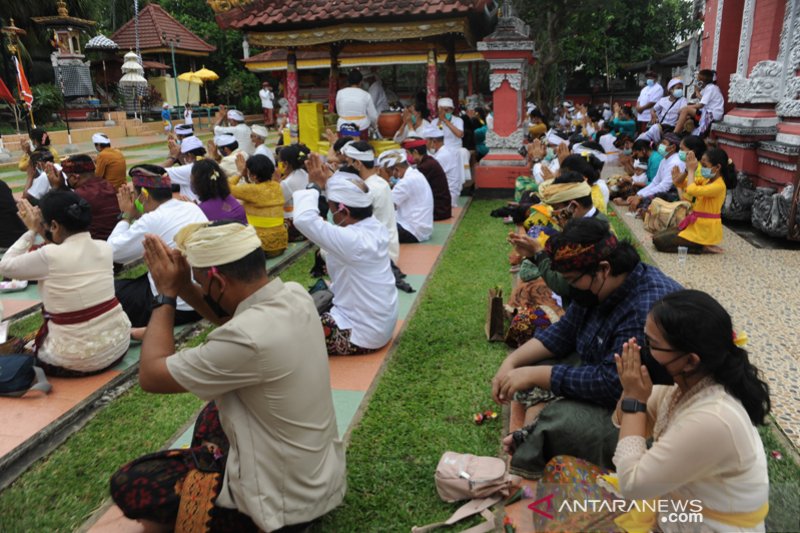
[0,355,52,397]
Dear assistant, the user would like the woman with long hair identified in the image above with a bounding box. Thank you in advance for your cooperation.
[190,158,247,224]
[531,289,770,532]
[0,191,131,376]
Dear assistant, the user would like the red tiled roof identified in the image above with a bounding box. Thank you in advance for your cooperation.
[217,0,489,31]
[112,4,216,55]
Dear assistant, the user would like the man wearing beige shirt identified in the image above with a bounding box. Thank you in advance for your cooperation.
[110,221,346,532]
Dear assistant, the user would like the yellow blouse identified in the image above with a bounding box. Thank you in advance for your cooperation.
[229,176,288,255]
[591,183,607,213]
[678,175,726,245]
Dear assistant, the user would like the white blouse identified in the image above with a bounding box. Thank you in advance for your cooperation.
[0,231,130,372]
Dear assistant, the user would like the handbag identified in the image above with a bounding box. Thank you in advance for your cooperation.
[0,355,52,397]
[484,287,505,342]
[643,198,692,233]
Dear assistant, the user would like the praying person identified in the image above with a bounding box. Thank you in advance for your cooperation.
[429,97,465,149]
[378,149,434,243]
[214,107,255,155]
[250,124,275,163]
[24,148,60,202]
[403,137,452,220]
[293,156,398,355]
[56,155,120,241]
[394,103,429,143]
[341,141,399,263]
[174,123,194,140]
[109,166,207,327]
[209,133,246,178]
[634,71,664,129]
[163,135,206,202]
[425,125,463,208]
[532,290,769,532]
[93,133,128,190]
[231,153,288,257]
[494,217,681,478]
[190,158,247,224]
[0,192,130,376]
[18,127,58,178]
[110,222,346,532]
[651,78,687,132]
[626,132,685,211]
[335,69,378,139]
[277,143,310,234]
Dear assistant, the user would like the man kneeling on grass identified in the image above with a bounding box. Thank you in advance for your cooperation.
[492,217,681,478]
[110,221,345,532]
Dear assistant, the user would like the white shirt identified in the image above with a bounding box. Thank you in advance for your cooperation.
[219,148,247,179]
[27,163,64,200]
[215,123,255,156]
[253,143,276,164]
[433,144,464,207]
[292,188,398,349]
[108,199,208,311]
[165,162,198,202]
[532,157,560,184]
[368,79,389,113]
[258,88,274,109]
[430,116,465,149]
[393,119,430,143]
[279,169,308,219]
[700,83,725,121]
[335,87,378,131]
[652,96,687,127]
[393,167,434,242]
[636,83,665,122]
[638,152,685,198]
[184,108,193,125]
[0,231,130,372]
[364,174,400,263]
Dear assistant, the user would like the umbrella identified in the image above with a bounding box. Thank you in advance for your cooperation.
[85,34,119,104]
[194,65,219,103]
[178,71,204,84]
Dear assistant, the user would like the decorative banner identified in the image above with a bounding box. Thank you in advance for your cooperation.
[12,56,33,109]
[426,48,438,121]
[0,77,15,104]
[286,50,299,141]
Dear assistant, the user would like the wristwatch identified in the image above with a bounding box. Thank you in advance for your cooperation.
[620,398,647,413]
[152,294,177,309]
[305,183,322,193]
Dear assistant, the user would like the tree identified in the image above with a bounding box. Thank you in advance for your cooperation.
[517,0,700,117]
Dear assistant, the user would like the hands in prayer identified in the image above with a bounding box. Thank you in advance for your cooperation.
[167,138,181,160]
[527,138,545,161]
[20,139,31,155]
[614,337,652,403]
[142,234,191,299]
[44,162,63,189]
[207,140,218,160]
[235,152,248,179]
[671,165,687,186]
[685,151,698,182]
[306,153,332,189]
[556,143,570,164]
[17,199,43,234]
[324,128,337,146]
[117,184,139,220]
[507,230,541,258]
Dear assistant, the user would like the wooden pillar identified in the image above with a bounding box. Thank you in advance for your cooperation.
[328,44,339,113]
[467,62,474,97]
[286,48,299,143]
[426,46,438,120]
[445,37,458,109]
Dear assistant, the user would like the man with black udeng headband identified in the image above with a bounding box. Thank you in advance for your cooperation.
[492,217,681,479]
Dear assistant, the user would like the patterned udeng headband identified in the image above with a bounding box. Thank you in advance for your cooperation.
[61,158,95,174]
[546,234,618,272]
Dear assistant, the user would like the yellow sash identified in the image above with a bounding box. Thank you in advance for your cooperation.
[599,474,768,532]
[340,115,366,121]
[247,214,284,228]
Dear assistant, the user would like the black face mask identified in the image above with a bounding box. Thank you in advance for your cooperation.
[571,288,600,308]
[340,164,360,175]
[641,345,686,386]
[43,225,55,243]
[203,278,230,318]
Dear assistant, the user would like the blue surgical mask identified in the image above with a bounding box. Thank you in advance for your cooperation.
[411,115,417,125]
[623,148,633,156]
[700,166,715,179]
[678,150,688,162]
[445,113,453,121]
[646,79,655,87]
[672,89,684,99]
[389,176,399,187]
[544,147,555,161]
[657,144,668,156]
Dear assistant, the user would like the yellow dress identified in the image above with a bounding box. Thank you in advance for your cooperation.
[591,183,607,213]
[229,176,288,256]
[678,176,726,245]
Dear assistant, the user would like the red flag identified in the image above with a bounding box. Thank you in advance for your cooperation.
[12,56,33,109]
[0,77,14,105]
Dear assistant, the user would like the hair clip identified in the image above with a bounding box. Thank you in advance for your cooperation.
[210,171,218,181]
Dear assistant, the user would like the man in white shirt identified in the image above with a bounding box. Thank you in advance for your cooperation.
[173,123,193,140]
[110,165,208,327]
[335,69,378,138]
[367,73,389,113]
[214,108,254,155]
[340,141,400,263]
[635,71,664,130]
[24,148,62,202]
[110,222,345,532]
[161,135,206,202]
[378,149,434,243]
[250,124,275,164]
[293,161,398,355]
[258,81,275,126]
[626,132,685,211]
[651,78,687,131]
[429,97,465,149]
[209,133,247,178]
[426,125,463,207]
[674,69,725,136]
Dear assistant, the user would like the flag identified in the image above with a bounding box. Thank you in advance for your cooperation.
[0,77,14,105]
[12,56,33,109]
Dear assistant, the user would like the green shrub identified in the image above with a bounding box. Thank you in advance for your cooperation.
[31,84,63,125]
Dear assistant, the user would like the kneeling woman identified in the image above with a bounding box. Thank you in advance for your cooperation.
[653,148,731,254]
[0,192,131,376]
[534,290,769,532]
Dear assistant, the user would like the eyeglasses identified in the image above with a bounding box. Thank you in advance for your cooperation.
[642,335,683,353]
